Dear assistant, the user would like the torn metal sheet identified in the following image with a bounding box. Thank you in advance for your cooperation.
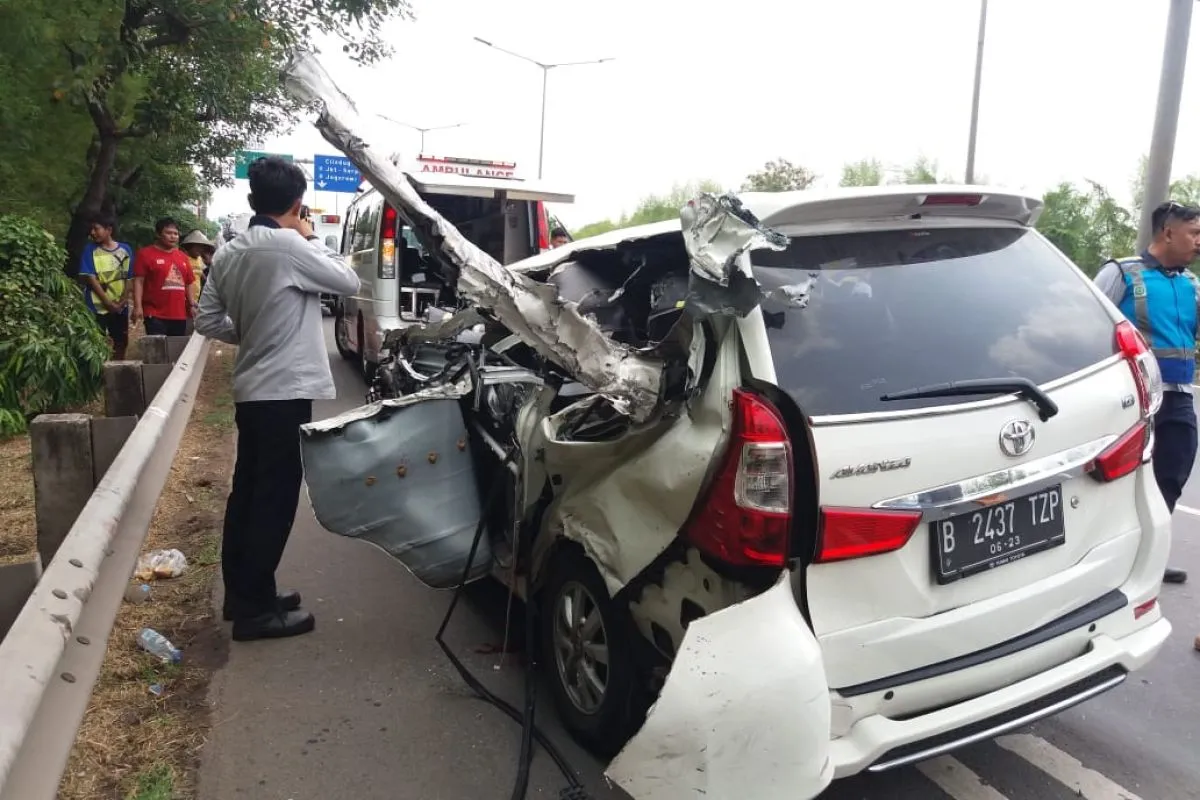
[679,193,789,288]
[299,380,495,589]
[530,323,742,596]
[282,50,664,422]
[606,571,834,800]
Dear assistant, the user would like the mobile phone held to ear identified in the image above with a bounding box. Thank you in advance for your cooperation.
[300,204,311,220]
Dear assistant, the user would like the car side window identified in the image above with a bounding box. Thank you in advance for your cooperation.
[353,203,378,252]
[341,208,357,255]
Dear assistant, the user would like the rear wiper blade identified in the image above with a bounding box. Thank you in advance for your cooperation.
[881,377,1059,421]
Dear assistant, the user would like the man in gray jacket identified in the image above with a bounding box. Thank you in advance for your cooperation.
[197,157,360,641]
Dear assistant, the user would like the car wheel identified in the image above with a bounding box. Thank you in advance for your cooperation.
[355,317,378,382]
[540,547,644,758]
[334,303,356,361]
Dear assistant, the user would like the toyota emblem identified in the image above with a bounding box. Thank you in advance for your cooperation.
[999,419,1035,458]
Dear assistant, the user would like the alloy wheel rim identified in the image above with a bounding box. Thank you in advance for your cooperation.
[551,581,610,715]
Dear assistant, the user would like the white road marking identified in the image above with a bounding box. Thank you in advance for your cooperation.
[995,734,1143,800]
[916,756,1010,800]
[1175,504,1200,517]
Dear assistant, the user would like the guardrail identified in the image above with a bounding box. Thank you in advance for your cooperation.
[0,333,212,799]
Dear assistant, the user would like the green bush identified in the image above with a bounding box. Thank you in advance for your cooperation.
[0,215,108,436]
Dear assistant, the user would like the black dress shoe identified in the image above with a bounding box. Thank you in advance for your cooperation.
[222,589,302,621]
[231,609,316,642]
[1164,568,1188,584]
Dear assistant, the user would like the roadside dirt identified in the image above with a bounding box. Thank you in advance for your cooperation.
[58,344,236,800]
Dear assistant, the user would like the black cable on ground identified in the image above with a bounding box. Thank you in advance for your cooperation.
[434,447,590,799]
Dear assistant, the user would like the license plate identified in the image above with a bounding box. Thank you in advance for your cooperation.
[931,485,1065,584]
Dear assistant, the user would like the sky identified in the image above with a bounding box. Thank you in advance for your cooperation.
[209,0,1200,229]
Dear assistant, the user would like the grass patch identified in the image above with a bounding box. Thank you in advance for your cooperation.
[128,763,175,800]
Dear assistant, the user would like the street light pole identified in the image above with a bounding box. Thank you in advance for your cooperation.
[473,37,614,180]
[965,0,988,184]
[1138,0,1194,251]
[375,115,466,156]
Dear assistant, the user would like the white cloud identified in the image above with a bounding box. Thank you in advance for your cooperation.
[210,0,1200,229]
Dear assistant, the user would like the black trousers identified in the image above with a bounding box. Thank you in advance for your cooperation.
[144,317,188,336]
[1152,390,1197,513]
[222,399,313,617]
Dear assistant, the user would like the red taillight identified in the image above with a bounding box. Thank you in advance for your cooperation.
[381,205,397,240]
[921,193,983,207]
[815,507,922,563]
[321,214,340,224]
[1088,420,1150,483]
[1114,320,1163,416]
[1134,597,1158,620]
[535,201,550,251]
[682,389,792,568]
[379,205,398,279]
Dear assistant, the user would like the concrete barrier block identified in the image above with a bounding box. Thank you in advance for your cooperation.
[142,363,175,407]
[103,361,146,418]
[91,415,138,485]
[139,335,170,364]
[30,414,95,563]
[0,558,41,641]
[167,335,191,363]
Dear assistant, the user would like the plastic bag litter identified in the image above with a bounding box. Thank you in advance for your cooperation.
[134,549,188,581]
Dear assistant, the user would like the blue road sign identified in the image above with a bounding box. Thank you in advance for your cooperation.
[313,154,362,193]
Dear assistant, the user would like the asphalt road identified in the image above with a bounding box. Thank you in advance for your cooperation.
[198,321,1200,800]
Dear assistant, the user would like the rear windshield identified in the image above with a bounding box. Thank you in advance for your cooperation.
[751,226,1116,416]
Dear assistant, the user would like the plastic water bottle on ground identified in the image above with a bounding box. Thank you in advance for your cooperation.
[138,628,182,664]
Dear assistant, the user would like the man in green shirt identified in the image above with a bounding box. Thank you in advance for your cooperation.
[78,213,135,360]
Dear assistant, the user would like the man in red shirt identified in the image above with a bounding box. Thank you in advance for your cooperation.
[132,217,197,336]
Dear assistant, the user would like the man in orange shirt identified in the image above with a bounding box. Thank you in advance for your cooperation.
[132,217,197,336]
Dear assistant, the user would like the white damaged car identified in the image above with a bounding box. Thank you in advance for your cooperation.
[285,52,1173,799]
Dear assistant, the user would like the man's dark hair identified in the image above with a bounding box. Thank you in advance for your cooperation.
[550,226,569,239]
[1151,200,1200,235]
[91,212,117,233]
[248,157,308,216]
[154,216,179,234]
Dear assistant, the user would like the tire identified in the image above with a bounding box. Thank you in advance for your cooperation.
[540,547,645,758]
[334,303,356,361]
[355,317,378,382]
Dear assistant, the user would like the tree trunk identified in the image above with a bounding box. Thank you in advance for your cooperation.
[65,133,119,277]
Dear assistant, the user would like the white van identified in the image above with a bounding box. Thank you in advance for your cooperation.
[332,166,574,377]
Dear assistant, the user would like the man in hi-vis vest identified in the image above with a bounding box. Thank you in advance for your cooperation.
[1095,201,1200,586]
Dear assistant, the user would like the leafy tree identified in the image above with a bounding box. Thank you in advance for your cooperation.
[1130,154,1200,218]
[839,158,884,187]
[0,0,414,273]
[741,158,816,192]
[1036,180,1136,276]
[0,216,108,437]
[574,219,620,239]
[895,155,950,185]
[573,180,725,239]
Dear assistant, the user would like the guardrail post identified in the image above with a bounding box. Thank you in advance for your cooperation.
[0,561,40,640]
[29,415,96,564]
[138,334,170,365]
[166,335,191,363]
[90,417,139,486]
[103,361,146,418]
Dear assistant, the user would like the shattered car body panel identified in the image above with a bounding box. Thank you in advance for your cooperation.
[607,572,833,800]
[528,324,740,595]
[300,381,495,589]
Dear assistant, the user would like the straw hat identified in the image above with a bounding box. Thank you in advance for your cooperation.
[181,230,215,251]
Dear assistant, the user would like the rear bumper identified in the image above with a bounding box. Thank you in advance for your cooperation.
[827,614,1171,777]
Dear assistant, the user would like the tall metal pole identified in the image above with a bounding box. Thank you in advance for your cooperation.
[537,67,549,180]
[1138,0,1194,251]
[965,0,988,184]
